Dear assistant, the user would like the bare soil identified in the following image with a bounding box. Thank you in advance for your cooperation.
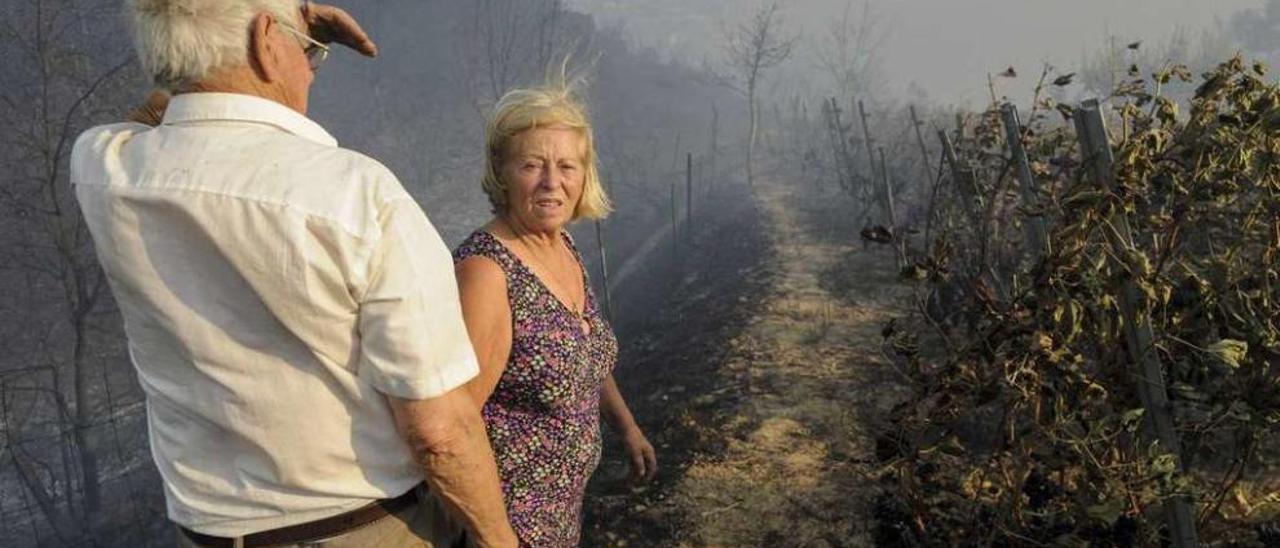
[584,174,915,547]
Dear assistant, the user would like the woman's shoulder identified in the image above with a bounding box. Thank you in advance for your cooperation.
[455,231,513,292]
[453,229,506,263]
[455,250,507,294]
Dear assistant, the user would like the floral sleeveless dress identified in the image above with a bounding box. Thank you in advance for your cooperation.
[453,230,619,547]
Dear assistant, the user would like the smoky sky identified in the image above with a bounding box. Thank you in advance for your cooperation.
[568,0,1263,105]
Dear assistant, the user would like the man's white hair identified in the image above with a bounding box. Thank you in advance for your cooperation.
[128,0,303,90]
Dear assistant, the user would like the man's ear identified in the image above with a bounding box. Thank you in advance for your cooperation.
[248,12,282,83]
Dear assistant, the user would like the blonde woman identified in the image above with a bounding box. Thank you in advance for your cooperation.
[453,81,657,546]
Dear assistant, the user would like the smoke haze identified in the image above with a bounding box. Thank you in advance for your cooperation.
[569,0,1265,105]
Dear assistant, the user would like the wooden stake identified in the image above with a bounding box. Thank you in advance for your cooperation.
[999,103,1048,257]
[710,102,719,193]
[922,147,949,257]
[822,99,848,191]
[594,220,615,322]
[1075,99,1199,548]
[670,172,679,261]
[824,97,858,195]
[909,105,935,192]
[878,147,906,269]
[858,99,879,221]
[939,129,962,182]
[686,153,693,236]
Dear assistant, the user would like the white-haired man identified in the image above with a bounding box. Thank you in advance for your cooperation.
[70,1,516,546]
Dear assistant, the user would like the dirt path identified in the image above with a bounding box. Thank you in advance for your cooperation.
[585,175,914,546]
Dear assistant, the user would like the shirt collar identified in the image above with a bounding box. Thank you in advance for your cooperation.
[162,92,338,147]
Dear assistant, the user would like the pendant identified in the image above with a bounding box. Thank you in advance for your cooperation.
[579,315,592,335]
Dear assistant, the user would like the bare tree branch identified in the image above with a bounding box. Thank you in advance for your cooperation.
[813,0,887,100]
[713,2,796,186]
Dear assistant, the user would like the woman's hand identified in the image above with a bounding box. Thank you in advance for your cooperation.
[620,427,658,483]
[600,374,656,482]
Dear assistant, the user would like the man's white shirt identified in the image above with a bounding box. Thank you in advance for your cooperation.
[71,93,479,536]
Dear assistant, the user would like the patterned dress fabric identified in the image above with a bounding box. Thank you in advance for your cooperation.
[453,230,619,547]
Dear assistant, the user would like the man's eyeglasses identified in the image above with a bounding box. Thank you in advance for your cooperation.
[279,22,329,72]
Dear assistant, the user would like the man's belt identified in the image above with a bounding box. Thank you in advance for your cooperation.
[180,485,422,547]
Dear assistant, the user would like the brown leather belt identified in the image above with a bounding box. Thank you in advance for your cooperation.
[180,485,421,547]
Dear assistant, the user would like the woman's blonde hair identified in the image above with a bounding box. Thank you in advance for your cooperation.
[481,70,611,221]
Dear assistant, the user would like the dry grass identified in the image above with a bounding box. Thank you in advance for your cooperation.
[628,178,912,546]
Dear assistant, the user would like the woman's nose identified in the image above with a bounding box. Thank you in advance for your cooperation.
[539,167,562,189]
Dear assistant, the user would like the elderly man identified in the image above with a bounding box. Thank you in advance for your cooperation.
[70,1,516,546]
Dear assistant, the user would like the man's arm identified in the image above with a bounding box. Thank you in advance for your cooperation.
[357,196,515,546]
[388,390,516,548]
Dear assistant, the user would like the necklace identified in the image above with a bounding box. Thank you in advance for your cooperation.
[509,229,591,334]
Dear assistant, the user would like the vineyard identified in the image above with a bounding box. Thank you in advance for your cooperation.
[3,0,1279,545]
[824,57,1280,545]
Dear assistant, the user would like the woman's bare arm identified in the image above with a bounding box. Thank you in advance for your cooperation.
[455,256,513,408]
[601,374,658,481]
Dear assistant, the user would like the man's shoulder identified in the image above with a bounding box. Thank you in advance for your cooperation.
[75,121,150,144]
[71,122,151,173]
[309,144,398,183]
[286,141,411,204]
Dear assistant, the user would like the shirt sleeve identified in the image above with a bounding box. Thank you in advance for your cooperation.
[356,197,480,400]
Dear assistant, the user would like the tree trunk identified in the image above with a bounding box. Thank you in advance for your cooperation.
[11,451,86,543]
[3,387,87,543]
[71,317,101,516]
[747,85,758,187]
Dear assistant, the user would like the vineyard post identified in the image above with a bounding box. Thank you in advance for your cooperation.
[709,102,719,194]
[921,148,948,253]
[827,97,859,195]
[824,99,844,192]
[999,103,1048,257]
[670,170,679,262]
[835,101,856,195]
[909,105,935,194]
[878,147,906,269]
[939,129,978,209]
[686,153,693,235]
[594,220,615,323]
[939,129,962,183]
[937,129,963,241]
[1075,99,1199,548]
[858,99,879,220]
[821,99,847,192]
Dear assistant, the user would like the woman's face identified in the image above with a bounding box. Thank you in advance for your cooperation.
[500,126,587,233]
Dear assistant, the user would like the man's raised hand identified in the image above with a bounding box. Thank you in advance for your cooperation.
[303,3,378,57]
